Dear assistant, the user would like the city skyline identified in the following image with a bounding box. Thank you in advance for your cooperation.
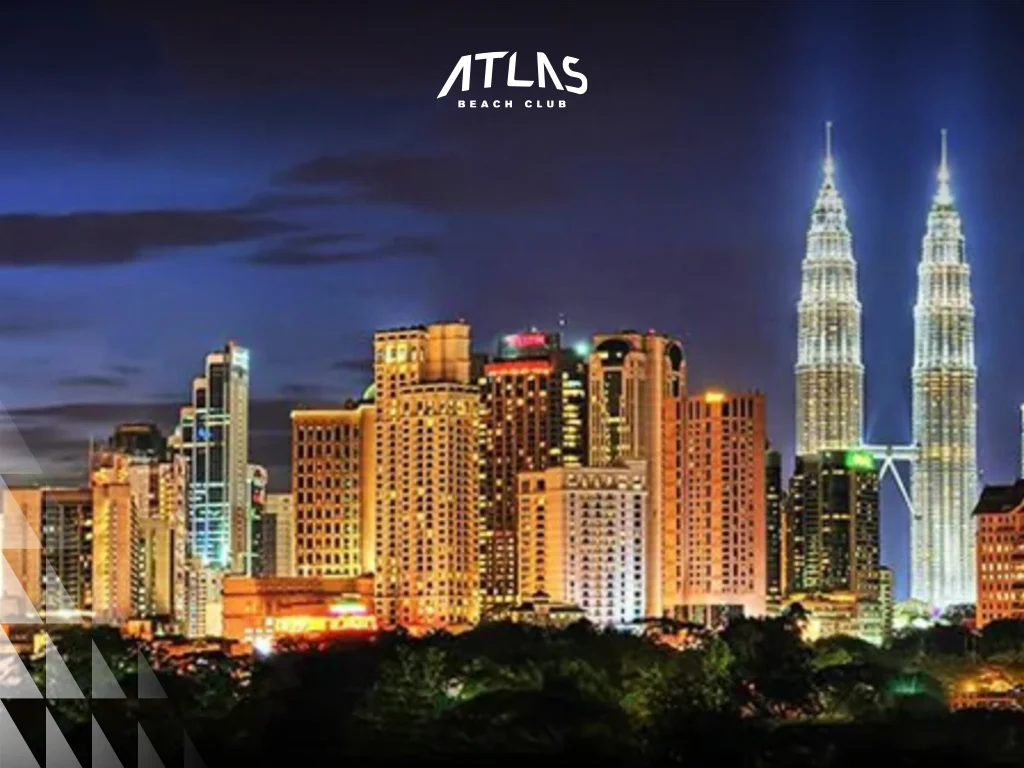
[2,3,1024,603]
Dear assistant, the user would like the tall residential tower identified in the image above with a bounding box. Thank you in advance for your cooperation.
[911,131,977,608]
[795,122,864,456]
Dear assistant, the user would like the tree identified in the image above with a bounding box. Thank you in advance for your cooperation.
[979,619,1024,658]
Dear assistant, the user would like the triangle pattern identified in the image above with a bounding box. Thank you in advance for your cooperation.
[44,634,84,700]
[91,717,124,768]
[0,553,42,624]
[0,402,44,476]
[0,477,42,549]
[137,649,166,699]
[43,565,80,625]
[91,642,125,700]
[0,625,41,698]
[45,709,83,768]
[0,699,40,767]
[183,734,206,768]
[137,724,166,768]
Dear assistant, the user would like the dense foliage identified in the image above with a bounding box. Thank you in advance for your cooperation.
[17,615,1024,766]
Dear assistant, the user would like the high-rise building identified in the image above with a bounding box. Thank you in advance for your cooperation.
[185,559,223,638]
[766,448,785,600]
[1,488,43,612]
[90,450,143,624]
[291,400,375,578]
[518,461,647,627]
[247,464,268,577]
[373,322,480,629]
[683,391,767,622]
[261,493,295,577]
[1020,405,1024,478]
[878,566,894,642]
[795,122,864,457]
[109,423,167,461]
[588,331,685,618]
[41,488,94,615]
[786,451,880,598]
[172,341,251,573]
[974,480,1024,628]
[478,330,587,613]
[911,131,978,609]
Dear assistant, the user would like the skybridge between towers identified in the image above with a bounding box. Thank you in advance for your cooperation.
[859,443,920,521]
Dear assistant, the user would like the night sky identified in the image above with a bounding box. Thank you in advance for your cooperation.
[1,1,1022,599]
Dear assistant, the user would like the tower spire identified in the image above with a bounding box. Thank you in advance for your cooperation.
[935,128,953,206]
[823,120,835,185]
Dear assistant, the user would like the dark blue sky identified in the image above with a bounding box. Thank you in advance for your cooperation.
[0,1,1022,599]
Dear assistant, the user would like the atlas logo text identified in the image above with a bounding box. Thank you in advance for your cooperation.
[437,52,587,98]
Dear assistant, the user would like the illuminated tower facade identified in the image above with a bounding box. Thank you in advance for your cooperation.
[683,391,767,622]
[911,131,977,608]
[589,331,686,618]
[478,331,586,612]
[172,341,251,573]
[795,123,864,456]
[374,322,479,629]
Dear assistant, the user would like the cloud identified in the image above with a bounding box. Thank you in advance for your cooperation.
[0,208,293,267]
[246,234,441,267]
[57,375,131,390]
[6,398,294,490]
[278,383,325,398]
[110,364,144,377]
[246,191,348,213]
[276,151,566,213]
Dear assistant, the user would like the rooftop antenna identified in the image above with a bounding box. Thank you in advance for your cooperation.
[823,120,835,185]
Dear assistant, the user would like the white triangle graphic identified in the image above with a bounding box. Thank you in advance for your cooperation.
[138,724,166,768]
[0,401,44,476]
[0,699,40,767]
[43,565,80,624]
[91,641,125,699]
[44,634,84,700]
[136,650,167,699]
[0,624,41,698]
[0,552,42,624]
[45,709,83,768]
[92,717,124,768]
[183,734,206,768]
[0,479,42,550]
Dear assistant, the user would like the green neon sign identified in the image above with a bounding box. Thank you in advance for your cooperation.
[844,451,875,472]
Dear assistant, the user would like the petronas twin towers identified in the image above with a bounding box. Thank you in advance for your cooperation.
[796,123,977,609]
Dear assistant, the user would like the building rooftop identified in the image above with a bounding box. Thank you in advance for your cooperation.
[973,480,1024,516]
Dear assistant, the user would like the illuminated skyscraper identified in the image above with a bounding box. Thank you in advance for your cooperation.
[374,322,479,629]
[911,131,978,608]
[683,391,767,621]
[478,330,587,612]
[589,331,685,618]
[795,122,864,456]
[172,341,251,573]
[291,400,376,578]
[766,448,785,600]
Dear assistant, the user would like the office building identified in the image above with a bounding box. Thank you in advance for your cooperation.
[974,480,1024,628]
[261,493,295,577]
[517,463,647,627]
[109,422,167,461]
[373,322,480,629]
[172,341,251,573]
[90,451,142,625]
[588,331,685,617]
[185,560,223,638]
[478,330,586,612]
[911,132,978,608]
[786,450,880,598]
[1,487,43,613]
[683,391,767,622]
[795,122,864,457]
[766,448,785,600]
[291,398,375,578]
[518,462,647,627]
[247,464,268,576]
[878,565,894,643]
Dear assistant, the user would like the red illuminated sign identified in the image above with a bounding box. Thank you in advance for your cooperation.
[505,333,548,349]
[485,360,554,376]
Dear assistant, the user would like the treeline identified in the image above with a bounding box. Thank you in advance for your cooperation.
[17,614,1024,766]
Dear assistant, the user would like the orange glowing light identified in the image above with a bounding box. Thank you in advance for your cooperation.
[704,391,726,404]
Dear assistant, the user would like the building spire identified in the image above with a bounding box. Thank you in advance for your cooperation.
[823,120,835,186]
[935,128,953,206]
